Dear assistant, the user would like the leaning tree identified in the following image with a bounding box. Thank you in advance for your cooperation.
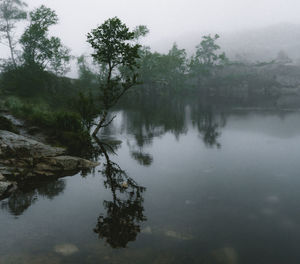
[87,17,141,137]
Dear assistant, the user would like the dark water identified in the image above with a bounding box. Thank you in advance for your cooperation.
[1,102,300,264]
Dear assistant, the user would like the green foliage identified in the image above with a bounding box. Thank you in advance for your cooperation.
[87,17,141,110]
[133,25,149,42]
[163,43,187,91]
[130,43,187,98]
[87,17,143,136]
[3,96,95,155]
[4,97,83,132]
[20,5,70,75]
[77,55,98,88]
[52,111,83,132]
[189,34,228,77]
[74,91,99,131]
[0,62,49,96]
[57,130,93,157]
[0,5,72,99]
[87,17,140,71]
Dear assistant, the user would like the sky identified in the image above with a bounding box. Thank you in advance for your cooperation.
[2,0,300,75]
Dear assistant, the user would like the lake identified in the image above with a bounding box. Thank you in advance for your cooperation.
[1,102,300,264]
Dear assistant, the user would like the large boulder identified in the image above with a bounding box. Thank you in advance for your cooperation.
[32,156,99,177]
[0,130,99,180]
[0,130,65,158]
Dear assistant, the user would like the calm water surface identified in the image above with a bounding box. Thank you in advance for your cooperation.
[1,104,300,264]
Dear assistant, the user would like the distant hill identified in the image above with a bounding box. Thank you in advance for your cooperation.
[220,23,300,63]
[158,23,300,63]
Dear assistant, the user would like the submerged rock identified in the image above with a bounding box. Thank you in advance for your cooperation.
[141,226,152,234]
[0,181,17,198]
[54,243,79,256]
[164,230,193,240]
[33,155,99,177]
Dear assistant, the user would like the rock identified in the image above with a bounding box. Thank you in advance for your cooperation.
[54,243,79,256]
[32,156,99,177]
[0,130,99,184]
[0,172,5,181]
[0,181,17,198]
[0,182,11,195]
[0,130,66,158]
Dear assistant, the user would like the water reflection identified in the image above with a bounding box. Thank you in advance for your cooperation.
[190,104,226,148]
[1,180,65,216]
[94,142,146,248]
[130,150,153,166]
[115,99,225,156]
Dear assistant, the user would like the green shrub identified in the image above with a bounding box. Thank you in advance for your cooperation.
[3,96,93,155]
[56,131,94,157]
[53,111,83,133]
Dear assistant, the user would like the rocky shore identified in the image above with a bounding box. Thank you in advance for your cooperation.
[0,129,99,199]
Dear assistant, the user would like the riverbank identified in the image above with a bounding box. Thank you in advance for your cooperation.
[0,114,99,199]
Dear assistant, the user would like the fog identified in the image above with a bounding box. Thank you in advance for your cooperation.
[2,1,300,262]
[2,0,300,76]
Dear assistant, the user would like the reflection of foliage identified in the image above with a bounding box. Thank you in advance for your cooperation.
[127,138,153,167]
[130,151,153,166]
[94,144,146,248]
[1,179,65,216]
[121,97,187,148]
[191,104,226,148]
[120,98,225,150]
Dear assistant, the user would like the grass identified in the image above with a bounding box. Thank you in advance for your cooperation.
[3,96,95,157]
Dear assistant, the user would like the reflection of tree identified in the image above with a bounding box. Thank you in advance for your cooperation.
[119,98,225,150]
[94,143,146,248]
[127,139,153,167]
[0,180,65,216]
[130,151,153,166]
[191,104,226,148]
[122,97,187,148]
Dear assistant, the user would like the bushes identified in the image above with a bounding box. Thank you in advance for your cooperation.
[3,96,96,155]
[4,97,82,131]
[1,64,48,97]
[73,91,99,131]
[55,131,94,158]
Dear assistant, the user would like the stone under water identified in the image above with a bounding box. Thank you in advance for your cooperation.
[54,243,79,256]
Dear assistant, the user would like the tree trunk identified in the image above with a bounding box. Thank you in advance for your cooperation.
[92,111,108,137]
[5,20,16,68]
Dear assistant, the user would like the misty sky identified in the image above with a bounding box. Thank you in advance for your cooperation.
[1,0,300,75]
[25,0,300,52]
